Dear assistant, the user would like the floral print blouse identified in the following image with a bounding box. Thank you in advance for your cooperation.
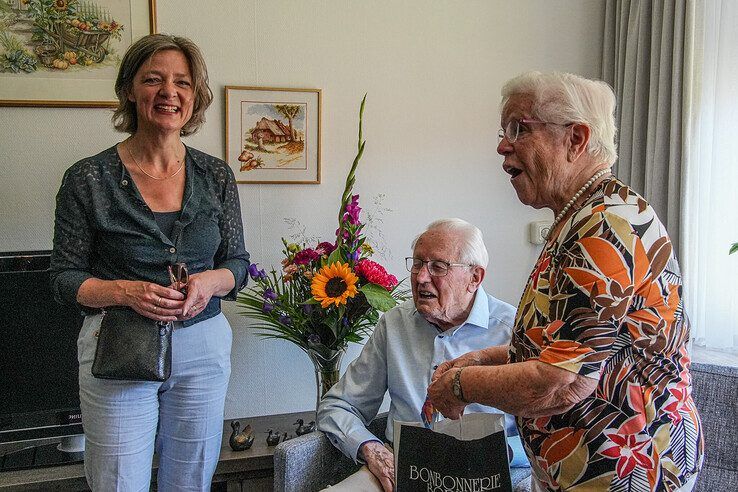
[510,178,703,491]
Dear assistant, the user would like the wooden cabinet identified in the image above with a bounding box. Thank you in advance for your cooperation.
[0,411,314,491]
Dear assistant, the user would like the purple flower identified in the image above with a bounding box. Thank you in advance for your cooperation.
[264,288,277,301]
[278,314,292,326]
[262,302,274,313]
[302,303,314,315]
[350,250,360,262]
[342,194,362,225]
[307,334,321,345]
[248,263,267,280]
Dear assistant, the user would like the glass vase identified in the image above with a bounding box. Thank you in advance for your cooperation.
[307,347,345,412]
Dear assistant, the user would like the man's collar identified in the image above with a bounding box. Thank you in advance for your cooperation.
[459,285,489,331]
[412,286,490,333]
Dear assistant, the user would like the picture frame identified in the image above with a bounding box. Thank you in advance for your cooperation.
[0,0,157,108]
[225,86,321,185]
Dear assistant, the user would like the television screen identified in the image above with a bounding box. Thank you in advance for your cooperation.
[0,251,84,447]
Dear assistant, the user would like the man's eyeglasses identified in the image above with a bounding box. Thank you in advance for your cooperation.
[405,257,472,277]
[168,262,188,294]
[497,118,572,143]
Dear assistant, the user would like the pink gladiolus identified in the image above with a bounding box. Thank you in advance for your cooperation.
[343,194,361,224]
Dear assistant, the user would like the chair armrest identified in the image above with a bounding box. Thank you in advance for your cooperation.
[273,431,360,492]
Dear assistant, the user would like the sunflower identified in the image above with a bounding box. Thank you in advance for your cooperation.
[311,262,359,308]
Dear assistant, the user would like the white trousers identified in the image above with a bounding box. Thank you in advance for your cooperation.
[78,312,232,492]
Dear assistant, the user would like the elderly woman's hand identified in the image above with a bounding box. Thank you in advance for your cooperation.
[431,351,483,383]
[427,368,467,420]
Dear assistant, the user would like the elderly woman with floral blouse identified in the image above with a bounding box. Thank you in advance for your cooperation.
[428,71,703,492]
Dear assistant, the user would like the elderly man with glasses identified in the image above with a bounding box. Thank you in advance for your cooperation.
[317,218,529,492]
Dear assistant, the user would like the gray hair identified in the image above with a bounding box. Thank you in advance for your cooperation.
[412,218,489,268]
[500,71,618,165]
[112,34,213,136]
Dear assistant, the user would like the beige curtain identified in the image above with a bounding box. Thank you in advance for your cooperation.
[602,0,697,256]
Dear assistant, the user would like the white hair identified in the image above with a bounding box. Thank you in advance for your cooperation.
[411,218,489,268]
[500,71,618,165]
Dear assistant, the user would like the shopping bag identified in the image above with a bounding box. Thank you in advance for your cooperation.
[394,412,512,492]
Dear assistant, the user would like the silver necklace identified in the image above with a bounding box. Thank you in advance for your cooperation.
[127,143,185,180]
[546,168,611,241]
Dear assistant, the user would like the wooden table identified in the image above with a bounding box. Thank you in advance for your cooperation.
[0,411,315,492]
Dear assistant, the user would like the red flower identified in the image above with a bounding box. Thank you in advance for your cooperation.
[598,431,654,478]
[315,241,336,256]
[355,259,397,290]
[293,248,320,265]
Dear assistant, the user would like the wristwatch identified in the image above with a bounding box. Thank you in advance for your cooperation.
[452,367,467,403]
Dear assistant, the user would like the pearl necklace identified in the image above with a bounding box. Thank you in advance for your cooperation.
[126,143,185,180]
[546,168,611,241]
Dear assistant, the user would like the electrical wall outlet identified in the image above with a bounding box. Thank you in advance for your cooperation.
[529,221,552,245]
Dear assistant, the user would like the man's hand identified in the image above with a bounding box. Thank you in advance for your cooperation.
[427,368,467,419]
[360,441,395,492]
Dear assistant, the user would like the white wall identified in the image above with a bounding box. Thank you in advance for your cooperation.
[0,0,605,418]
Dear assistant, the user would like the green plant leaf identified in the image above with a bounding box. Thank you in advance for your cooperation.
[360,283,398,312]
[325,248,343,266]
[730,242,738,255]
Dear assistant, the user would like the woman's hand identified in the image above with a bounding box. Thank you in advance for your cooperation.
[427,368,467,420]
[120,280,185,322]
[431,351,482,383]
[176,270,222,320]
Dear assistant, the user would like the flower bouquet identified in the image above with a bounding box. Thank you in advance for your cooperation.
[237,96,406,406]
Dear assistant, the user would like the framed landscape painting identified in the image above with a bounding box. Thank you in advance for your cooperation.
[0,0,156,107]
[225,86,321,184]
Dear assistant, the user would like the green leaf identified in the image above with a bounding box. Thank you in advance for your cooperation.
[360,283,398,312]
[325,248,343,266]
[731,242,738,255]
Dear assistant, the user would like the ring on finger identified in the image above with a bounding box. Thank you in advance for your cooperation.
[154,305,159,314]
[155,295,161,307]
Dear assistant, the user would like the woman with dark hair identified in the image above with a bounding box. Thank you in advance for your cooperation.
[50,34,249,490]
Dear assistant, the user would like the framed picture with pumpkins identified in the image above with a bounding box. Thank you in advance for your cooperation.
[0,0,156,108]
[225,86,321,184]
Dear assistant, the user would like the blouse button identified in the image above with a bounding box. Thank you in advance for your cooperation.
[169,247,176,254]
[121,179,128,186]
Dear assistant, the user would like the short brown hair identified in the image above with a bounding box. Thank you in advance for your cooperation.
[112,34,213,136]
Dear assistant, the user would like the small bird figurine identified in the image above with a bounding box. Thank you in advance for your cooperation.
[228,420,254,451]
[266,429,281,446]
[294,419,308,436]
[305,420,316,433]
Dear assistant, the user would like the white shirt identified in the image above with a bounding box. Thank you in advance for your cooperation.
[317,287,521,463]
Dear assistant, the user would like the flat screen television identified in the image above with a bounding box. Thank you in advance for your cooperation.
[0,251,86,471]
